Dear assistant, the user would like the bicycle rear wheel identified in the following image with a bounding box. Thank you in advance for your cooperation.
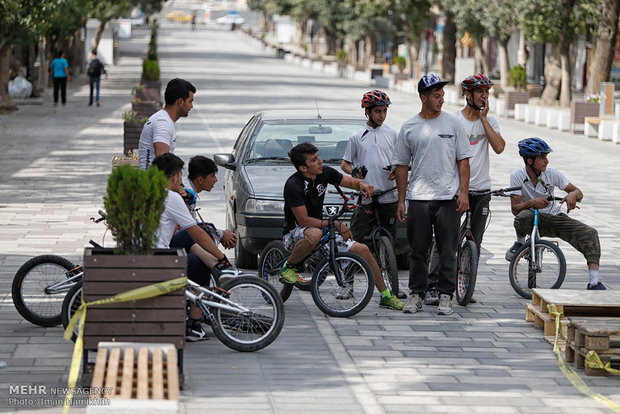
[310,252,374,317]
[508,240,566,299]
[211,276,285,352]
[375,236,399,298]
[61,281,83,342]
[258,241,294,302]
[12,255,77,326]
[456,240,478,306]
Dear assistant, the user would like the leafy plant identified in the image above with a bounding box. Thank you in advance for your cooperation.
[142,59,160,81]
[394,55,407,73]
[122,110,147,123]
[104,165,167,255]
[131,84,146,95]
[336,49,347,63]
[585,94,600,103]
[509,64,526,90]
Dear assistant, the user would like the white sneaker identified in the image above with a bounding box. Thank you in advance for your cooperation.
[437,294,453,315]
[403,294,423,313]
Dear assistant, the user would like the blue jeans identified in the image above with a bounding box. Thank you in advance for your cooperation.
[88,76,101,105]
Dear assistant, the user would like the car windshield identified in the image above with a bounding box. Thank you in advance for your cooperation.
[244,119,365,164]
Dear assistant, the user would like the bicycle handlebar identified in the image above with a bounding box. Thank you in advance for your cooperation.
[331,186,397,200]
[469,186,521,197]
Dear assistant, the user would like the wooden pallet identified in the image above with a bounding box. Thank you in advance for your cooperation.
[566,317,620,376]
[525,289,620,347]
[88,342,179,413]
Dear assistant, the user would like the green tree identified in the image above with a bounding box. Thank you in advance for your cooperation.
[585,0,618,96]
[395,0,431,78]
[481,0,518,88]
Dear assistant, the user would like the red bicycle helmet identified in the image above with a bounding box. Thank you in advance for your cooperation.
[461,73,494,95]
[361,90,391,108]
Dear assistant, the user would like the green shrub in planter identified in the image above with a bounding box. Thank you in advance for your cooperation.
[142,59,160,81]
[509,64,526,90]
[394,55,407,73]
[104,165,167,255]
[336,49,347,63]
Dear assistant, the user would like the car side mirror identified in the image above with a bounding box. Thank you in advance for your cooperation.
[214,153,237,170]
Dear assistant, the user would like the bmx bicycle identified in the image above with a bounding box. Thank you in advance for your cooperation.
[258,185,374,317]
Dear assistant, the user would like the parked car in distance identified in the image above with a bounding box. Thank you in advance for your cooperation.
[214,110,409,269]
[166,10,192,22]
[216,11,245,25]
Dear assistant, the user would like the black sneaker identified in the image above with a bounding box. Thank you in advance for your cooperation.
[587,282,607,290]
[424,289,439,306]
[505,241,524,262]
[186,321,209,342]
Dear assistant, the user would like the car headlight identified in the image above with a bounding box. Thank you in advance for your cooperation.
[244,198,285,214]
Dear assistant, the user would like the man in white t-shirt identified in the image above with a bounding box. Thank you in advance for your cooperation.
[392,73,472,316]
[506,138,604,290]
[139,78,196,169]
[152,153,237,340]
[426,73,505,305]
[341,90,399,252]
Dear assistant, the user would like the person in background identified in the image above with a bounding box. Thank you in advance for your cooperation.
[50,50,70,106]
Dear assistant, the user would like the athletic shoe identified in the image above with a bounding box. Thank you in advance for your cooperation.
[279,263,300,284]
[505,241,524,262]
[587,282,607,290]
[437,294,453,315]
[379,295,405,310]
[185,321,209,342]
[403,294,423,313]
[424,289,439,306]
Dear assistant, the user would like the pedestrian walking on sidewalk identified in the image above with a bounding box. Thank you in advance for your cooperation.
[50,50,70,106]
[392,73,472,316]
[86,49,108,107]
[138,78,196,169]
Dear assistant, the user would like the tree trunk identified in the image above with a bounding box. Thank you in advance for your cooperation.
[92,19,108,52]
[0,42,18,113]
[517,30,528,74]
[585,0,619,96]
[498,39,510,88]
[474,40,489,74]
[441,11,456,83]
[540,44,562,105]
[324,29,338,56]
[558,0,575,107]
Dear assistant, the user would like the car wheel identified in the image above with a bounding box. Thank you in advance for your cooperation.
[235,239,257,269]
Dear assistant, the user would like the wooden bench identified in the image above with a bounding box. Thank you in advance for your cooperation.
[87,342,179,413]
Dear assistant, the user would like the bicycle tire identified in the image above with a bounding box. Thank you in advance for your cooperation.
[211,275,285,352]
[456,240,478,306]
[375,236,399,298]
[310,252,374,317]
[508,239,566,299]
[258,240,294,302]
[12,255,77,326]
[61,281,83,343]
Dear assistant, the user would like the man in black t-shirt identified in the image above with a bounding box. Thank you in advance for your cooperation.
[281,142,404,310]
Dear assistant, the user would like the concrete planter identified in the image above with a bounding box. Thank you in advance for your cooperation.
[135,87,161,104]
[504,91,529,116]
[132,100,161,119]
[570,101,600,132]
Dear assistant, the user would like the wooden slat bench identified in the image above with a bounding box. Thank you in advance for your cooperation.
[87,342,179,413]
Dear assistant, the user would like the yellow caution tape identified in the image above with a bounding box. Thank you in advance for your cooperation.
[547,304,620,413]
[585,350,620,375]
[62,276,187,414]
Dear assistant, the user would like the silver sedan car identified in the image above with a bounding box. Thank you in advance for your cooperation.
[214,110,408,268]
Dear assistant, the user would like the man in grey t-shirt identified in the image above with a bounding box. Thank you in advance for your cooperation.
[392,73,472,315]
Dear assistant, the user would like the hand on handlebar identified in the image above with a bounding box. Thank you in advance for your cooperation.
[359,181,374,199]
[337,222,353,241]
[561,193,580,213]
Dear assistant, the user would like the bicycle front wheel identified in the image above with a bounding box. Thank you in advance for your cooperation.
[310,252,374,318]
[212,276,285,352]
[456,240,478,306]
[61,281,83,342]
[375,236,399,298]
[12,255,77,326]
[258,240,294,302]
[509,240,566,299]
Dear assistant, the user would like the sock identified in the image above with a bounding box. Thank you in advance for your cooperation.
[517,237,526,244]
[588,269,599,286]
[284,260,297,269]
[380,289,391,298]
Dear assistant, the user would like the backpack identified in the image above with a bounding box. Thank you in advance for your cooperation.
[87,58,103,77]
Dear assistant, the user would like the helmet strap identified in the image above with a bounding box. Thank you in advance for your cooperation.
[366,110,380,128]
[465,94,482,111]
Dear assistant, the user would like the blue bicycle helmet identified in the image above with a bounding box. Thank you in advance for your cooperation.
[518,137,552,158]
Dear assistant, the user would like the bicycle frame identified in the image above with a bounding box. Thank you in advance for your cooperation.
[186,279,253,324]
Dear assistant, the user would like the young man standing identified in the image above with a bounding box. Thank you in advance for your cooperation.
[340,90,399,249]
[507,137,604,290]
[139,78,196,169]
[393,73,472,315]
[151,153,236,341]
[426,73,505,305]
[86,49,108,107]
[281,142,404,310]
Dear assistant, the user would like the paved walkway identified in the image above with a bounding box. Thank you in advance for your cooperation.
[1,12,619,414]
